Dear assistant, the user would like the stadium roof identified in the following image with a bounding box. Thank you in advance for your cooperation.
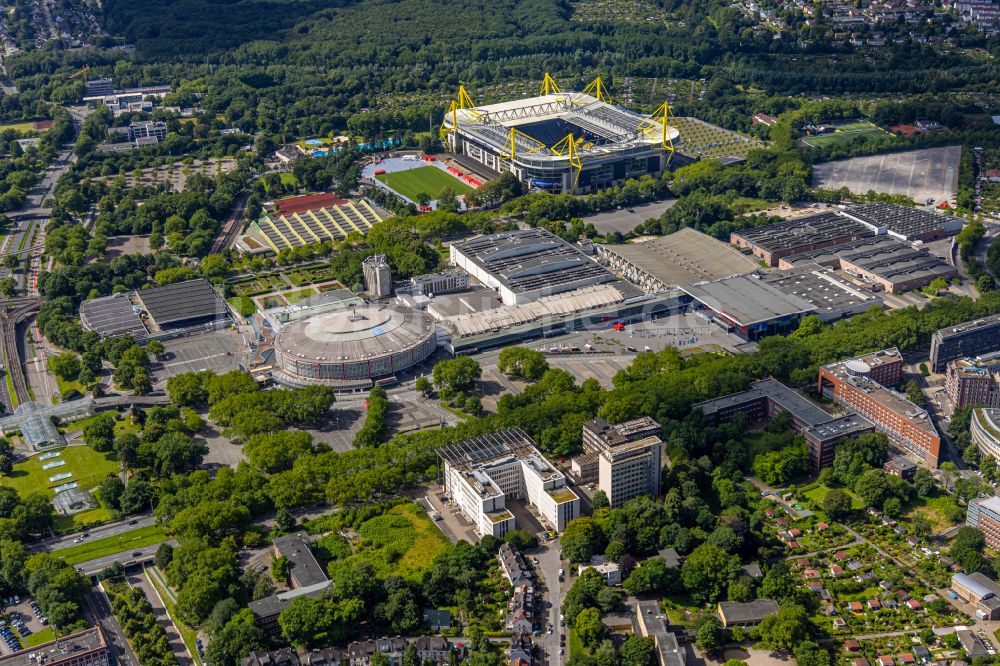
[136,279,230,330]
[599,228,759,288]
[79,293,147,339]
[678,275,816,327]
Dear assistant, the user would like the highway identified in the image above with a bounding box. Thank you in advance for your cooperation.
[85,587,138,666]
[75,540,178,577]
[28,513,158,553]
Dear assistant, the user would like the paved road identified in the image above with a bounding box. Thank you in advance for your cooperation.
[76,540,178,577]
[580,200,678,235]
[85,587,138,666]
[29,514,158,553]
[128,566,193,666]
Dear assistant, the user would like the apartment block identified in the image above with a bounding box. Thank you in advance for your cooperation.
[967,495,1000,550]
[581,417,663,506]
[930,313,1000,372]
[945,355,1000,409]
[818,348,940,467]
[437,428,579,538]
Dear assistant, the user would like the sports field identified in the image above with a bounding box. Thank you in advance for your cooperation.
[375,165,474,201]
[800,121,894,149]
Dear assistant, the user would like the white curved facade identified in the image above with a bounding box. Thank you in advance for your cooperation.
[972,408,1000,461]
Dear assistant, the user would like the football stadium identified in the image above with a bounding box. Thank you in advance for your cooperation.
[440,75,681,194]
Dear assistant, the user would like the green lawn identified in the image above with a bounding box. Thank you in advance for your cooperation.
[56,525,168,565]
[285,287,318,304]
[61,413,139,438]
[23,627,55,647]
[800,122,893,149]
[375,165,474,202]
[0,120,40,133]
[278,172,298,186]
[569,627,585,657]
[0,445,118,500]
[801,483,864,509]
[333,503,448,581]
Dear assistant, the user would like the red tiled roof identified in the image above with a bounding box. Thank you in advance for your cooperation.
[274,192,348,215]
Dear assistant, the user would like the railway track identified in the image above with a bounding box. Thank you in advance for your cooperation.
[210,193,248,254]
[0,298,40,409]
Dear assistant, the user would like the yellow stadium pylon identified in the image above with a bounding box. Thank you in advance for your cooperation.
[637,101,676,154]
[551,133,583,192]
[439,85,483,140]
[573,76,613,105]
[540,73,563,96]
[501,127,547,161]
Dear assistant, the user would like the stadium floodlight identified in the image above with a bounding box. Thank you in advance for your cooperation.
[551,133,583,191]
[573,76,613,105]
[637,101,677,155]
[439,85,482,140]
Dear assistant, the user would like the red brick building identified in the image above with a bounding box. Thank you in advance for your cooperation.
[818,348,941,467]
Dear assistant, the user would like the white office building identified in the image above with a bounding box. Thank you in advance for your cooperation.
[438,428,579,538]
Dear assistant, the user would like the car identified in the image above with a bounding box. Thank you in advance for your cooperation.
[128,520,138,525]
[132,551,143,557]
[558,649,564,656]
[39,619,48,626]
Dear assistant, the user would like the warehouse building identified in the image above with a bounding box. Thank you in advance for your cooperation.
[678,275,817,341]
[777,235,906,269]
[841,203,965,242]
[81,279,231,339]
[930,313,1000,372]
[596,228,759,293]
[730,213,875,267]
[437,428,579,538]
[951,572,1000,620]
[450,229,614,306]
[836,243,956,293]
[818,349,941,467]
[755,265,883,321]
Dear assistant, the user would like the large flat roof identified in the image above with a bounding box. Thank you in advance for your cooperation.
[732,212,874,253]
[779,235,906,268]
[679,275,816,327]
[600,228,759,287]
[752,379,833,425]
[804,413,874,440]
[79,293,147,338]
[838,244,955,286]
[437,427,536,469]
[842,203,961,239]
[934,313,1000,341]
[757,265,882,317]
[136,279,230,329]
[453,229,614,296]
[0,627,105,666]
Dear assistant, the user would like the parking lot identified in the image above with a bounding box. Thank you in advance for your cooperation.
[150,330,243,387]
[510,314,751,387]
[811,146,961,204]
[0,597,49,655]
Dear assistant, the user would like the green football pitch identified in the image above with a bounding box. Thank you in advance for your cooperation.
[375,165,474,201]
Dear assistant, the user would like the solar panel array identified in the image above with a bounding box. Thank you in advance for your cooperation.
[79,294,147,338]
[255,201,386,252]
[136,279,230,329]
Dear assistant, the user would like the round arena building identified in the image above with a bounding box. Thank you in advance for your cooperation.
[273,304,436,385]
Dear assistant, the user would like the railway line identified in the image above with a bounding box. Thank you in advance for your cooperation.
[0,297,41,410]
[210,193,248,254]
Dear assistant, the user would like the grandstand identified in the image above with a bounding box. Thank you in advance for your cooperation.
[441,75,680,194]
[237,199,389,254]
